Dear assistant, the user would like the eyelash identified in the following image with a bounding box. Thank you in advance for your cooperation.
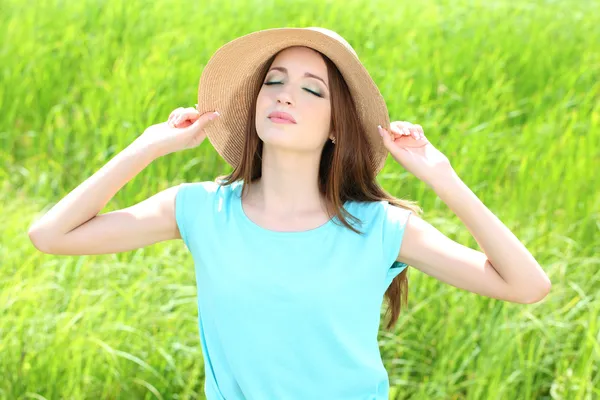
[263,81,323,98]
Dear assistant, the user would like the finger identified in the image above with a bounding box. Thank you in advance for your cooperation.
[409,124,423,139]
[391,121,407,136]
[394,121,420,139]
[168,114,178,126]
[168,108,186,126]
[378,125,394,148]
[401,124,419,140]
[396,124,412,138]
[169,107,185,120]
[176,119,194,129]
[174,109,202,126]
[414,124,425,139]
[178,106,199,116]
[406,126,417,139]
[180,110,220,130]
[390,122,409,137]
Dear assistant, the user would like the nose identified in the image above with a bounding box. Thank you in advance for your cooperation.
[276,91,293,106]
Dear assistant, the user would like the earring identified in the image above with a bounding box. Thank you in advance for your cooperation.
[330,136,336,144]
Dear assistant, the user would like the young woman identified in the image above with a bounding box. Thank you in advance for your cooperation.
[28,27,551,400]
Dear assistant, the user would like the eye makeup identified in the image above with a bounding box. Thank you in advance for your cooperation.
[263,80,324,98]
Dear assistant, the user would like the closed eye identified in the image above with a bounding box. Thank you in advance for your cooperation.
[263,81,323,98]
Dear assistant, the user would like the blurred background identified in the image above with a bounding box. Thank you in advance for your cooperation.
[1,0,598,398]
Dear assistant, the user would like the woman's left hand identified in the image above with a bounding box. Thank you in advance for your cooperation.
[378,121,455,186]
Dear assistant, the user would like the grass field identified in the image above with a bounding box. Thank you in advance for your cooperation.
[1,0,599,398]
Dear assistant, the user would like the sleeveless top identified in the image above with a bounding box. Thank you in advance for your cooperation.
[175,179,412,399]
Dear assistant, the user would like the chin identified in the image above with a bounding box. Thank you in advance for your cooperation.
[258,130,289,143]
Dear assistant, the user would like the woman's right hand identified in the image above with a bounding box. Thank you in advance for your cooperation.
[134,106,220,158]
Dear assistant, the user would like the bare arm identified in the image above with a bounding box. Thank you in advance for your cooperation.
[27,143,182,255]
[397,174,551,304]
[27,106,218,256]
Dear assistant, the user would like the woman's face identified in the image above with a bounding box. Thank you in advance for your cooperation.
[255,46,332,151]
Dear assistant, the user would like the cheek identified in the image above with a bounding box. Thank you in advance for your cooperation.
[316,108,332,130]
[255,101,269,126]
[255,93,267,113]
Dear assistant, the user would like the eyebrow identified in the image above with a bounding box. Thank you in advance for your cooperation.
[267,66,329,90]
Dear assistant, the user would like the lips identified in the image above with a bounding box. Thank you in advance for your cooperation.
[268,111,297,124]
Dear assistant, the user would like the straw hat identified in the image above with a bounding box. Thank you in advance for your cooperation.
[196,27,391,175]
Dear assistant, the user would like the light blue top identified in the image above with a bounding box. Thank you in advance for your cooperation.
[175,179,411,400]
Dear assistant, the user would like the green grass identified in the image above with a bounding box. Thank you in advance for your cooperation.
[1,0,599,398]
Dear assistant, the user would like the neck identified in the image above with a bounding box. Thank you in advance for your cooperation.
[245,144,327,216]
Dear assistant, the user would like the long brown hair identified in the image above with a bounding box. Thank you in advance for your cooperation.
[214,48,422,330]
